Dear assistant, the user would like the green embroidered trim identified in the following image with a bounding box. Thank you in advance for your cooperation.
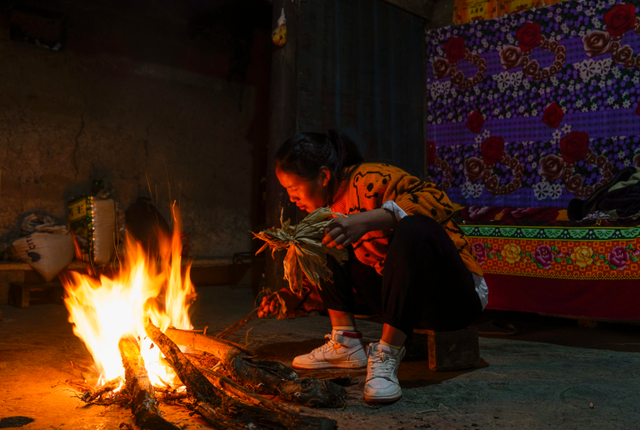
[462,225,640,241]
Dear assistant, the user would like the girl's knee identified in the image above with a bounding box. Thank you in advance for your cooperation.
[395,214,446,241]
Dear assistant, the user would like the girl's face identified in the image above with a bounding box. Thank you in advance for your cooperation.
[275,165,330,213]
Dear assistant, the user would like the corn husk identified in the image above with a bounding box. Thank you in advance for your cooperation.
[252,207,348,295]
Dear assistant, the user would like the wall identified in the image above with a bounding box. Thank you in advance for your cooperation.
[0,0,272,259]
[296,0,426,177]
[425,0,455,30]
[263,0,426,291]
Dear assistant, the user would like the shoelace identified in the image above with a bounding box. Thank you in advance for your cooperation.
[367,352,398,382]
[308,334,340,356]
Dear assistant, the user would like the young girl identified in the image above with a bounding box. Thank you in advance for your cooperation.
[260,129,488,403]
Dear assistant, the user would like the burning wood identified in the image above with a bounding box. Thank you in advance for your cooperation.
[81,376,122,403]
[145,319,338,430]
[64,207,341,428]
[79,321,343,429]
[164,327,347,408]
[118,335,180,430]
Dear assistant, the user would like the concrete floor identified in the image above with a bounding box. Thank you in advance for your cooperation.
[1,284,640,429]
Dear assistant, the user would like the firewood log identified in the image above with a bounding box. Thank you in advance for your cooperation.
[145,320,337,430]
[81,376,121,403]
[118,336,180,430]
[164,327,347,408]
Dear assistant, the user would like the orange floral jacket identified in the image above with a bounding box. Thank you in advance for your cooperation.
[330,163,483,276]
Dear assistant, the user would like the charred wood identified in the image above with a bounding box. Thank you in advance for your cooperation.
[195,364,297,414]
[81,376,122,403]
[165,327,347,408]
[145,320,337,430]
[155,390,189,403]
[118,336,180,430]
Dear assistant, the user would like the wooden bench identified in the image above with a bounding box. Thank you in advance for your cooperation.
[9,282,66,308]
[0,260,88,306]
[355,314,481,372]
[405,327,480,371]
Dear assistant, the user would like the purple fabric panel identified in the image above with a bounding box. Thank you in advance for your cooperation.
[424,0,640,208]
[427,35,640,81]
[429,109,640,147]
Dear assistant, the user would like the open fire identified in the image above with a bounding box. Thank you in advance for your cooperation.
[62,206,194,389]
[59,206,344,429]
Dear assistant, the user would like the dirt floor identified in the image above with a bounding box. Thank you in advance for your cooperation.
[1,284,640,429]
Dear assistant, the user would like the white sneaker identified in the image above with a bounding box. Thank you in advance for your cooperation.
[364,342,405,403]
[292,330,368,369]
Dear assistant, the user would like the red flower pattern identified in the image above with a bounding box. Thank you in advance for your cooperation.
[466,110,485,133]
[481,137,505,165]
[560,132,590,163]
[444,37,466,64]
[426,141,437,166]
[542,103,564,128]
[516,23,542,52]
[604,4,637,36]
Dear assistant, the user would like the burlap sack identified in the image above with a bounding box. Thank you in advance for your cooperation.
[8,231,75,281]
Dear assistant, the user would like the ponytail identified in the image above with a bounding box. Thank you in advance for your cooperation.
[324,129,364,173]
[276,129,364,200]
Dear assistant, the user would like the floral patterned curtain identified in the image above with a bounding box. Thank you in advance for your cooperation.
[425,0,640,208]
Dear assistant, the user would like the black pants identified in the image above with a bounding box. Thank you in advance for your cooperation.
[319,215,483,334]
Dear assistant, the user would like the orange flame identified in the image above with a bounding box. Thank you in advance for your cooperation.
[62,205,195,387]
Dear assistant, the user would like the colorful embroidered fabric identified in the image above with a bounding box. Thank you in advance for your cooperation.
[460,205,568,224]
[458,205,640,224]
[462,224,640,278]
[425,0,640,208]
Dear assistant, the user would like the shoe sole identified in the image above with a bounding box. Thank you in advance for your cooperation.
[364,392,402,403]
[292,360,368,370]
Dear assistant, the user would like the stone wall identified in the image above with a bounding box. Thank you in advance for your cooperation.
[0,0,271,259]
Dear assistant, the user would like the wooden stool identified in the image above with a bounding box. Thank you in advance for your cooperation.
[404,327,480,371]
[9,282,65,308]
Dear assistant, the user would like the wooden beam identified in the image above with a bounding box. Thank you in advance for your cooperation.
[381,0,434,20]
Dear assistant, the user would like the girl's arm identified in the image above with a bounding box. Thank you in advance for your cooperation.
[322,208,397,249]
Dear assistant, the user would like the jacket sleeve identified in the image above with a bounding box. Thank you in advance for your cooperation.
[385,174,455,225]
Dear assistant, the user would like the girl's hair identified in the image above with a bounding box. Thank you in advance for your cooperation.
[275,129,364,199]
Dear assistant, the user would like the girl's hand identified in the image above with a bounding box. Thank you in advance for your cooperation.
[322,208,398,249]
[257,293,280,318]
[322,214,369,249]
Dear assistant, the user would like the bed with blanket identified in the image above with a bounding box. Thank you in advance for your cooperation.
[457,205,640,320]
[425,0,640,319]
